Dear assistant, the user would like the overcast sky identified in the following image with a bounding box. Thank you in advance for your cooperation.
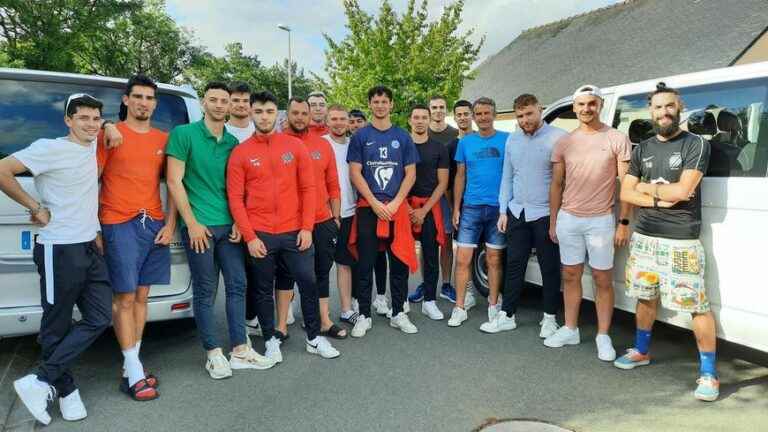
[166,0,623,76]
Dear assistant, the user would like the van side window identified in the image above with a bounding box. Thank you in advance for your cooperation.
[0,79,190,175]
[615,78,768,178]
[544,105,580,132]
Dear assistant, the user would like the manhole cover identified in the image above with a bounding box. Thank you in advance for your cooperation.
[479,419,573,432]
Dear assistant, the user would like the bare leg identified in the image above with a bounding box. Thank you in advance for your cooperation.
[591,268,614,334]
[133,286,150,344]
[275,289,293,334]
[113,293,137,350]
[562,264,584,329]
[453,247,474,309]
[337,264,352,312]
[486,248,503,305]
[692,312,717,352]
[635,297,659,331]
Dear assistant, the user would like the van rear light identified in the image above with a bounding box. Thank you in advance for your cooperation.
[171,302,190,311]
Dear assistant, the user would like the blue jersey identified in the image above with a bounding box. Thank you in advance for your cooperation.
[347,124,419,202]
[455,130,509,206]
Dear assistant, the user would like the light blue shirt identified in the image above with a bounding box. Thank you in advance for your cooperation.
[499,123,567,221]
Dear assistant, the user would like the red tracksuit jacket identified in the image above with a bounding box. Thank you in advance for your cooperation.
[285,128,340,224]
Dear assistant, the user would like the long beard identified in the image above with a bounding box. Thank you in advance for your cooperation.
[652,114,681,138]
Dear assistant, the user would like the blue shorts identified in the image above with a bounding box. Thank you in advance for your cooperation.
[456,204,506,249]
[102,215,171,294]
[440,196,453,235]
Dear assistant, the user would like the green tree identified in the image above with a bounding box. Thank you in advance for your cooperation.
[323,0,483,125]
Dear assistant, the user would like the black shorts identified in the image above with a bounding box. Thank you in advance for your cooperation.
[334,216,356,266]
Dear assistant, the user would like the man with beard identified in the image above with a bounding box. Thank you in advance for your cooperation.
[616,82,718,401]
[348,85,419,337]
[545,85,632,362]
[167,82,275,379]
[407,104,449,320]
[308,91,329,136]
[275,97,347,340]
[482,94,565,336]
[97,75,176,400]
[228,91,340,361]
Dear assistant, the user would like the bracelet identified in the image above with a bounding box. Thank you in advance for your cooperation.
[27,204,44,215]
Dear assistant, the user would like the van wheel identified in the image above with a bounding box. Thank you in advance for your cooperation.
[472,248,489,298]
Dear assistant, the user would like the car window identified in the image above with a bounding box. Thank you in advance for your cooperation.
[615,78,768,177]
[0,78,190,171]
[544,105,579,132]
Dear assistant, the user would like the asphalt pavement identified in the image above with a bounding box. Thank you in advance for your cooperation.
[2,272,767,432]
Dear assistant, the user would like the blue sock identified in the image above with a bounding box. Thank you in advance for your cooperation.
[635,329,652,354]
[699,351,717,377]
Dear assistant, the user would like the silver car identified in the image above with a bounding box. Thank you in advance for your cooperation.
[0,68,202,338]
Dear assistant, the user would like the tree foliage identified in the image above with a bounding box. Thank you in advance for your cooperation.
[323,0,483,125]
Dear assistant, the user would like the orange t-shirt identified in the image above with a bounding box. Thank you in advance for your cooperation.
[97,123,168,224]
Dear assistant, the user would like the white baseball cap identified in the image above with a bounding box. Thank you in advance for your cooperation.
[572,84,603,100]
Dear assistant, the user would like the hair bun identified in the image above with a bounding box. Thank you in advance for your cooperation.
[656,81,667,91]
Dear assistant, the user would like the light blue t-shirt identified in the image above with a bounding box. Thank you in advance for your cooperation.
[455,130,509,206]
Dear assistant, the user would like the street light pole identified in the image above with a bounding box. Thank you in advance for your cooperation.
[278,24,292,100]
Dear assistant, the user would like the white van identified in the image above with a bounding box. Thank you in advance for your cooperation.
[507,61,768,353]
[0,68,202,338]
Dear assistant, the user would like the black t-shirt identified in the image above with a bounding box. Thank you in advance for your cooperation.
[429,124,458,147]
[447,138,458,191]
[628,131,711,239]
[411,137,450,197]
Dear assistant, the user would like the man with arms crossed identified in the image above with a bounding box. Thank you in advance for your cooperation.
[348,85,419,337]
[228,91,340,361]
[449,97,509,327]
[98,75,175,400]
[483,94,565,335]
[2,94,111,424]
[545,85,631,361]
[615,83,718,401]
[167,82,274,379]
[408,104,450,320]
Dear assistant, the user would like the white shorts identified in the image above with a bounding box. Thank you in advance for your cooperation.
[555,210,615,270]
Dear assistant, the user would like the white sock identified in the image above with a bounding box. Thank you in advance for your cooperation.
[122,346,145,387]
[341,310,354,319]
[136,340,142,354]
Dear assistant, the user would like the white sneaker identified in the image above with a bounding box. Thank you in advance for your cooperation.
[596,334,617,361]
[306,336,341,359]
[244,326,253,349]
[403,301,410,314]
[447,307,468,327]
[421,301,444,320]
[464,289,477,311]
[13,374,54,425]
[59,389,87,421]
[265,337,283,363]
[373,295,390,316]
[479,311,517,334]
[543,326,580,348]
[390,312,418,334]
[230,346,276,370]
[205,348,233,379]
[351,315,372,338]
[351,298,360,313]
[286,304,296,325]
[539,313,559,339]
[487,303,501,322]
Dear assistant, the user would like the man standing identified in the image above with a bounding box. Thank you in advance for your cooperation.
[3,94,111,425]
[482,94,565,336]
[225,82,255,142]
[408,104,450,320]
[98,75,175,400]
[616,83,718,401]
[409,96,457,305]
[308,91,329,136]
[545,85,631,362]
[167,82,275,380]
[348,85,420,337]
[449,97,508,327]
[348,109,367,135]
[228,91,340,361]
[278,97,347,339]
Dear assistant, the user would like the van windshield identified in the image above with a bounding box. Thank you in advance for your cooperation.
[0,78,189,163]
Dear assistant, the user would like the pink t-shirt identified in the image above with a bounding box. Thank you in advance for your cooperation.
[551,125,631,217]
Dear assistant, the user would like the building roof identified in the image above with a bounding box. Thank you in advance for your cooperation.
[461,0,768,111]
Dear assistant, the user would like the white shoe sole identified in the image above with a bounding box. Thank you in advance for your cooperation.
[543,336,580,348]
[613,359,650,370]
[306,344,341,359]
[389,322,418,334]
[422,311,444,321]
[351,323,371,338]
[206,368,233,379]
[62,412,87,422]
[13,381,52,425]
[229,359,276,370]
[598,351,617,362]
[447,318,467,327]
[539,328,557,339]
[480,324,516,334]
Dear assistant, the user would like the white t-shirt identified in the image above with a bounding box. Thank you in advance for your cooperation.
[226,122,256,143]
[13,137,100,244]
[324,134,356,218]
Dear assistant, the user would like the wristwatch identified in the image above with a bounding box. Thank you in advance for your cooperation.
[619,218,630,226]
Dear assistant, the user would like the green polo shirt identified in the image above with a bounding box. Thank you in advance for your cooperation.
[166,119,239,226]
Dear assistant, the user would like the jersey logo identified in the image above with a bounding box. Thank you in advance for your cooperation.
[474,147,501,159]
[391,140,400,149]
[281,152,294,164]
[365,141,375,146]
[374,166,394,190]
[669,152,682,170]
[311,150,322,160]
[250,157,261,166]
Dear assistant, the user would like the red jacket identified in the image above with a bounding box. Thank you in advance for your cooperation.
[348,199,418,274]
[227,132,316,242]
[285,128,340,224]
[308,123,329,137]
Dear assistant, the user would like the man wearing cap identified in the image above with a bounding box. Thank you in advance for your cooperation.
[2,94,111,425]
[545,85,632,362]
